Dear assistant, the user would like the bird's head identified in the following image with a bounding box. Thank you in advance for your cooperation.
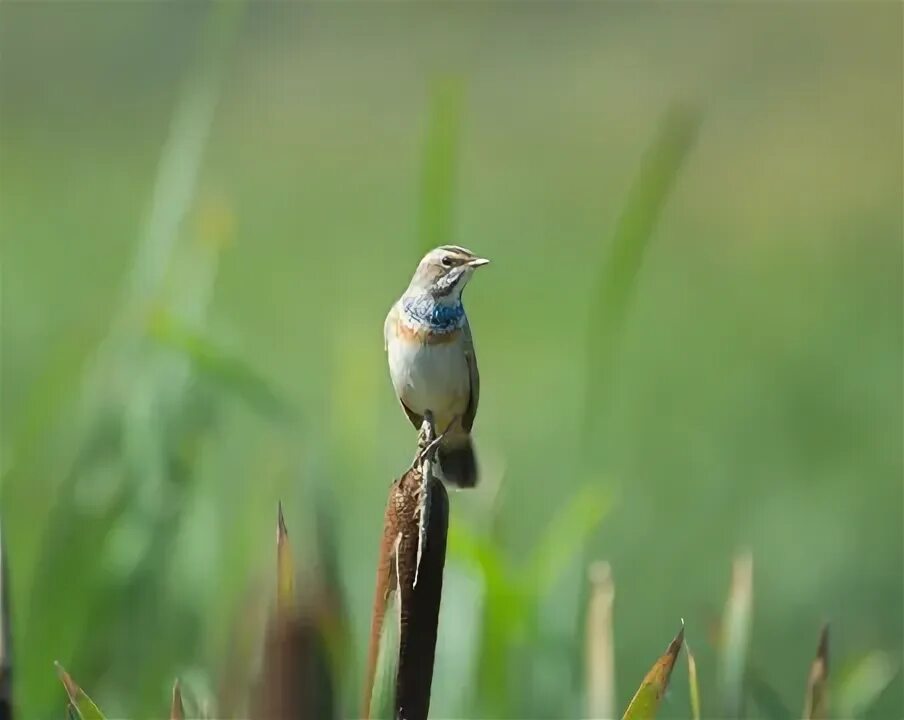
[407,245,490,300]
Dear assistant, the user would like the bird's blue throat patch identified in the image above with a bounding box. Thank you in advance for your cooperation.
[402,294,464,332]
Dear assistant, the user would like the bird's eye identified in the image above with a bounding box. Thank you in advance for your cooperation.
[441,256,454,267]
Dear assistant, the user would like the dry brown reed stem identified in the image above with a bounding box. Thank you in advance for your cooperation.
[803,624,829,720]
[585,561,615,720]
[364,421,449,720]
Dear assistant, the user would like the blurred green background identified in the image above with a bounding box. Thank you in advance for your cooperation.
[1,2,901,718]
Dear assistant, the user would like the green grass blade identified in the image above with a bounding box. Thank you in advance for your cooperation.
[718,552,753,718]
[447,523,526,717]
[584,103,701,450]
[802,624,829,719]
[686,640,701,720]
[368,588,401,719]
[120,0,246,314]
[418,77,465,253]
[55,664,106,720]
[529,484,610,594]
[621,624,685,720]
[747,666,791,720]
[148,312,298,422]
[18,4,248,716]
[311,489,352,679]
[835,651,898,718]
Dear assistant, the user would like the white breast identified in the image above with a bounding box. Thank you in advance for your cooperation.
[387,323,470,428]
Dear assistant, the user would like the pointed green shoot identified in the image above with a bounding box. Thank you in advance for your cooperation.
[686,640,701,720]
[621,624,685,720]
[55,663,106,720]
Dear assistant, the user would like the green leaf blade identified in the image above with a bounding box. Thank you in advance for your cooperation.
[718,552,753,718]
[835,651,899,719]
[418,77,465,253]
[529,484,610,594]
[584,103,701,451]
[369,589,401,720]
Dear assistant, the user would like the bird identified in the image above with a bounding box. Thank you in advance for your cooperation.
[384,245,489,488]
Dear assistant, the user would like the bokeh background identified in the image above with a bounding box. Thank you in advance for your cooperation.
[1,2,901,718]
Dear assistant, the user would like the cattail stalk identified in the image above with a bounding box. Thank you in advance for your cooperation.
[364,418,449,720]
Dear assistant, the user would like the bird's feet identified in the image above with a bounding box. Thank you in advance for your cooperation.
[413,410,442,470]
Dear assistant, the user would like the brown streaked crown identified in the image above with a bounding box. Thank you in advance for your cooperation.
[406,245,489,297]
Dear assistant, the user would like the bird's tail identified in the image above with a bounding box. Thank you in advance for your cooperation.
[437,433,478,488]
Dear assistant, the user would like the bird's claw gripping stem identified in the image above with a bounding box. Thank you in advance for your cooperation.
[414,411,442,470]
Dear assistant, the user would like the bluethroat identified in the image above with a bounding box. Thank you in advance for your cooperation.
[385,245,489,488]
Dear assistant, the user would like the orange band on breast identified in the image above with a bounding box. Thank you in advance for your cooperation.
[396,319,462,345]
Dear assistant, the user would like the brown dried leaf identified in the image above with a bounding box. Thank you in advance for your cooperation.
[277,502,294,615]
[621,624,685,720]
[250,613,335,720]
[55,663,105,720]
[803,624,829,719]
[251,504,337,719]
[170,679,184,720]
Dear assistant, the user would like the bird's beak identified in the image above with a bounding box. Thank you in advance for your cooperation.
[468,257,490,268]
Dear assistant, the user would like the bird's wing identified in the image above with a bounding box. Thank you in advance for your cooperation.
[383,304,396,351]
[462,317,480,433]
[400,399,424,430]
[385,303,423,429]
